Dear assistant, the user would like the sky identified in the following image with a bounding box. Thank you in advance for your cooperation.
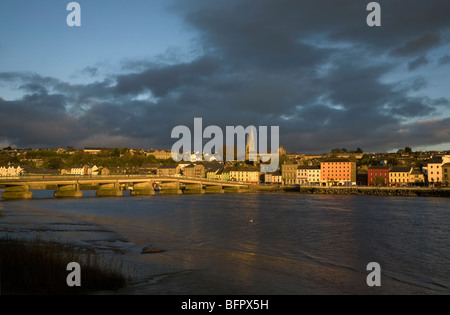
[0,0,450,153]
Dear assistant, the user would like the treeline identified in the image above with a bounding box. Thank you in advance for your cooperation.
[3,149,177,170]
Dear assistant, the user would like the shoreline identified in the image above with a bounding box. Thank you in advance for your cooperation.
[248,185,450,197]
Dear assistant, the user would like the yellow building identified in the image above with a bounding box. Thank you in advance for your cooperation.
[389,166,412,186]
[409,169,425,186]
[228,166,260,183]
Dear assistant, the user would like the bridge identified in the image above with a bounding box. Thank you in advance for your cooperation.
[0,175,250,200]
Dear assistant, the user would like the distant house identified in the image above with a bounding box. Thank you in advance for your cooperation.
[83,148,102,155]
[156,165,180,176]
[0,166,23,177]
[409,169,425,186]
[320,158,357,186]
[443,163,450,187]
[281,163,297,185]
[70,165,99,176]
[368,166,390,186]
[265,169,282,184]
[356,169,368,186]
[296,165,321,186]
[389,166,412,186]
[147,149,172,160]
[139,163,159,175]
[182,164,206,178]
[205,165,225,180]
[272,170,282,184]
[426,157,443,184]
[217,169,230,181]
[228,166,260,184]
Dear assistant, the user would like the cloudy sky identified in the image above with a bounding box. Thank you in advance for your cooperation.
[1,0,450,153]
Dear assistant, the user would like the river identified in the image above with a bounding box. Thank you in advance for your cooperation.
[0,191,449,294]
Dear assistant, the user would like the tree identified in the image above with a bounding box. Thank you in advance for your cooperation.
[356,148,363,153]
[331,148,342,154]
[45,157,63,170]
[404,147,412,154]
[387,158,399,166]
[375,176,386,186]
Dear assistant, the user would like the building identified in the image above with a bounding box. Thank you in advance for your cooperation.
[281,163,297,185]
[296,165,321,186]
[264,170,282,184]
[147,149,172,160]
[228,166,260,183]
[70,165,99,176]
[442,163,450,187]
[320,158,356,186]
[356,169,368,186]
[409,169,425,186]
[368,166,390,186]
[218,169,230,181]
[427,157,443,184]
[389,166,412,186]
[206,167,223,180]
[272,170,282,184]
[71,165,89,175]
[0,166,23,177]
[183,164,206,178]
[156,165,180,176]
[83,148,102,155]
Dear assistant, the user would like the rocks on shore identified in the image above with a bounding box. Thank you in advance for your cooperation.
[300,187,450,197]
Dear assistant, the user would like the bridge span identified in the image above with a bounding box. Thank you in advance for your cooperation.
[0,175,250,199]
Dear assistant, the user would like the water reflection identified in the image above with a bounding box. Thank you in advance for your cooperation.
[1,193,449,294]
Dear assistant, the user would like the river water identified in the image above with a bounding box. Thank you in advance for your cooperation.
[0,191,449,295]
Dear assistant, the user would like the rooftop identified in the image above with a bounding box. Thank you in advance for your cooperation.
[297,165,321,170]
[390,166,412,173]
[321,158,353,163]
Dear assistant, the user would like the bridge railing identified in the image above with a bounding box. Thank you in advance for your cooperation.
[0,174,250,185]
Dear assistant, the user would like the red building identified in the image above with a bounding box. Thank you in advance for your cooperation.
[368,166,390,186]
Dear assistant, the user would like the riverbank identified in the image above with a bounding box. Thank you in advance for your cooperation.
[0,236,127,294]
[248,185,450,197]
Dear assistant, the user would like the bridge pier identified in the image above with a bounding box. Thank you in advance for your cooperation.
[54,183,83,198]
[183,183,206,194]
[1,184,33,200]
[130,181,155,196]
[205,185,225,194]
[159,181,182,195]
[96,181,122,197]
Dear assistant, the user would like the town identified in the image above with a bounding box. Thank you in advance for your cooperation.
[0,145,450,188]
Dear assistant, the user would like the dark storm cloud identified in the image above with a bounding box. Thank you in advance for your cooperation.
[1,0,450,152]
[391,33,441,57]
[114,56,221,97]
[408,55,429,71]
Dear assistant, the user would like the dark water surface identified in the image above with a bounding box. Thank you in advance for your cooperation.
[0,192,449,294]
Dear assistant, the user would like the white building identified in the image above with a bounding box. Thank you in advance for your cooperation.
[297,165,321,186]
[70,165,99,176]
[0,166,23,177]
[427,155,450,184]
